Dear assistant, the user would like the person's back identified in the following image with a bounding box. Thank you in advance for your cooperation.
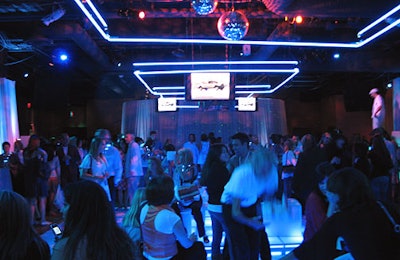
[292,146,328,206]
[51,180,134,260]
[0,190,50,260]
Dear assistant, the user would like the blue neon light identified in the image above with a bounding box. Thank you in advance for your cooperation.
[133,64,299,96]
[357,4,400,37]
[133,61,299,66]
[74,0,400,48]
[86,0,108,28]
[135,69,298,75]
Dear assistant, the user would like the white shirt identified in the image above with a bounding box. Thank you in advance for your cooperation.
[125,141,143,177]
[221,163,271,207]
[372,94,385,118]
[103,145,123,185]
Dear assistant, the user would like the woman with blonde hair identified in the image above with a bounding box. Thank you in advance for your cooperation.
[221,148,278,260]
[173,148,209,243]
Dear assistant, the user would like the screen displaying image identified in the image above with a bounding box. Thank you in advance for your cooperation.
[237,97,257,111]
[157,98,177,112]
[189,72,231,100]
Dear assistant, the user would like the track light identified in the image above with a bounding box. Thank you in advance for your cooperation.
[42,6,66,26]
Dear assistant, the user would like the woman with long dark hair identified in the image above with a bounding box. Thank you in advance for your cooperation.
[282,167,400,259]
[0,190,50,259]
[51,180,135,260]
[200,143,231,259]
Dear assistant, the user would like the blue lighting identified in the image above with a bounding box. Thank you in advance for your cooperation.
[73,0,400,48]
[23,73,29,78]
[60,54,68,61]
[133,61,300,96]
[333,53,340,59]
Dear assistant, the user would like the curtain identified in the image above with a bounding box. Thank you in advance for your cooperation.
[0,78,20,151]
[121,99,156,140]
[121,98,287,148]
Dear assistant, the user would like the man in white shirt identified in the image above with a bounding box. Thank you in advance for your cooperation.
[125,132,144,204]
[369,88,385,130]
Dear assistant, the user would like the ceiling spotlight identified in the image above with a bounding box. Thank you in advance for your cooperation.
[138,11,146,20]
[60,54,68,61]
[117,62,122,67]
[295,15,303,24]
[42,6,66,26]
[24,73,29,78]
[333,53,340,59]
[387,82,393,88]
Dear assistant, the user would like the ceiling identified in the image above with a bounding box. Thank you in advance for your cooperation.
[1,0,400,109]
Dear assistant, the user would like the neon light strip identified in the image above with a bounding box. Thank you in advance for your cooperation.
[153,86,185,90]
[357,18,400,47]
[133,61,298,66]
[73,0,109,39]
[74,1,400,48]
[134,68,299,96]
[158,92,185,95]
[177,105,200,109]
[247,68,299,97]
[133,70,157,95]
[114,37,357,48]
[86,0,108,28]
[236,90,275,94]
[135,69,298,75]
[235,85,272,89]
[357,4,400,37]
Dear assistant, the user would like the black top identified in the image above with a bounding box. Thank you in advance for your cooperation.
[203,162,230,205]
[294,200,400,260]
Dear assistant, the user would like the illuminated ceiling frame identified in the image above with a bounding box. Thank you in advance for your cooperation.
[74,0,400,48]
[133,60,299,97]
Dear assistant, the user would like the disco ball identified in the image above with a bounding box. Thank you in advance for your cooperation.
[192,0,218,16]
[217,10,249,41]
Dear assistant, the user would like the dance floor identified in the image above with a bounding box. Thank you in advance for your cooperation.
[40,206,303,259]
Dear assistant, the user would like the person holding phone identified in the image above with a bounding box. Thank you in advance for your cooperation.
[51,180,134,260]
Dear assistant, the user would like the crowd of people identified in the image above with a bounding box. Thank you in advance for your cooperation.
[1,126,400,259]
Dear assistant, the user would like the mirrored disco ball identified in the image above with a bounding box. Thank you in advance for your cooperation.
[217,11,249,41]
[192,0,218,15]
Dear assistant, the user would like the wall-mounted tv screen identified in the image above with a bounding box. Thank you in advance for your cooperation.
[237,97,257,111]
[186,72,234,100]
[157,98,177,112]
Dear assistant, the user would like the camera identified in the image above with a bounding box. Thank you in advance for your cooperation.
[50,223,63,241]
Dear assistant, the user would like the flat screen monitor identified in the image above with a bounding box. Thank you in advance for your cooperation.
[237,97,256,111]
[186,72,234,100]
[157,98,177,112]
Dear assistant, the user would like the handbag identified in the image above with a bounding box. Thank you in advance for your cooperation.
[177,184,200,206]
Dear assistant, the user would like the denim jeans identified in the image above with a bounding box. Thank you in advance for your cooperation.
[209,210,228,258]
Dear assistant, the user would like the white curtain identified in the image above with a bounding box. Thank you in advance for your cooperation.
[121,99,155,139]
[121,98,287,148]
[0,78,20,151]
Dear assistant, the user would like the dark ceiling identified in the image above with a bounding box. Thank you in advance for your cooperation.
[1,0,400,109]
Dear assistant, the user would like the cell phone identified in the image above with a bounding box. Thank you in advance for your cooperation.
[50,223,63,239]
